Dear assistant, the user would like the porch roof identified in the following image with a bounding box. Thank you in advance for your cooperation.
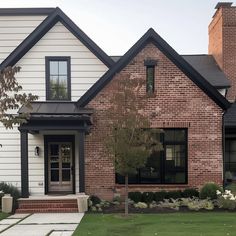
[18,102,93,132]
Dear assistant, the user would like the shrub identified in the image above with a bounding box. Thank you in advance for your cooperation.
[157,199,180,210]
[142,192,154,203]
[182,188,199,198]
[199,182,222,200]
[134,202,148,209]
[181,197,214,211]
[167,190,182,199]
[216,190,236,210]
[90,195,101,205]
[128,192,142,203]
[154,191,168,202]
[0,182,20,209]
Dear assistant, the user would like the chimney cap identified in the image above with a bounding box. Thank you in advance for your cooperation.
[215,2,233,9]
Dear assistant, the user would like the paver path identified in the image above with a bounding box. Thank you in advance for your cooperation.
[0,213,84,236]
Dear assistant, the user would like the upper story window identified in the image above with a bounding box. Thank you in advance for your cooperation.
[46,57,71,100]
[144,59,157,94]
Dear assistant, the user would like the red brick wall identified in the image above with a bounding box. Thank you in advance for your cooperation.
[84,43,223,200]
[209,6,236,101]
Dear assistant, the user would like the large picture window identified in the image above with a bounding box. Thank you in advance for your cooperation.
[46,57,71,100]
[116,129,188,184]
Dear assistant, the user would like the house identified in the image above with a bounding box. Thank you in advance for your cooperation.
[0,3,236,205]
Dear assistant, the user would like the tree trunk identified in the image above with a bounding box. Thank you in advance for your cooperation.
[125,174,129,216]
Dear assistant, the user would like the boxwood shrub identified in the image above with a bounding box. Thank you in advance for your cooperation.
[128,192,142,203]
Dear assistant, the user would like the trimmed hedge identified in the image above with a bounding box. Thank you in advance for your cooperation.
[129,188,200,204]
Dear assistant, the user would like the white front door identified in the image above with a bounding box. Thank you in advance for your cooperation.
[48,142,73,193]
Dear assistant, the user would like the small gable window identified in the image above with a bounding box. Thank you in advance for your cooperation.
[144,59,157,94]
[46,57,71,100]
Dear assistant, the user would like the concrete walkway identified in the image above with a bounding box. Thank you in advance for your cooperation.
[0,213,84,236]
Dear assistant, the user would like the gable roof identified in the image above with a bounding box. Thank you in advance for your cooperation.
[0,7,114,70]
[77,28,230,110]
[0,8,55,16]
[111,54,231,89]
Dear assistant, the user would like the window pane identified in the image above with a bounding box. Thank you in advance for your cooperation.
[230,141,236,151]
[50,144,59,156]
[50,61,58,75]
[62,170,71,181]
[48,59,69,100]
[175,130,186,142]
[165,130,175,142]
[146,66,154,93]
[59,61,67,74]
[140,151,161,183]
[165,145,186,183]
[51,170,59,182]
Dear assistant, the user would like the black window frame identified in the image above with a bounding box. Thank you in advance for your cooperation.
[45,56,71,101]
[146,65,155,93]
[115,128,188,185]
[225,138,236,179]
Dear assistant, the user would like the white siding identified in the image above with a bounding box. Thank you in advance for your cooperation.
[17,22,108,101]
[0,15,46,63]
[0,20,108,195]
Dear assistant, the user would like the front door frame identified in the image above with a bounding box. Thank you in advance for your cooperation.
[44,135,75,194]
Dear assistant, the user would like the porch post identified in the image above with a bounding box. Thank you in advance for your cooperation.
[20,130,29,198]
[78,131,85,192]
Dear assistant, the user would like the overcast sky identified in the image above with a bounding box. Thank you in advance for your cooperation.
[0,0,234,55]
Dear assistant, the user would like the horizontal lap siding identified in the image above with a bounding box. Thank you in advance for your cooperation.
[0,15,46,63]
[17,22,108,101]
[0,19,108,195]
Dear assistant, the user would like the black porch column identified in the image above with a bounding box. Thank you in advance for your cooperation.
[78,131,85,192]
[20,130,29,198]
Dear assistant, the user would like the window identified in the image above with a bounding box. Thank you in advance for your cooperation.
[146,66,155,93]
[46,57,71,100]
[116,129,188,184]
[144,59,157,94]
[225,139,236,181]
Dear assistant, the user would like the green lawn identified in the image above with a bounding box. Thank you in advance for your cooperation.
[73,212,236,236]
[0,212,8,221]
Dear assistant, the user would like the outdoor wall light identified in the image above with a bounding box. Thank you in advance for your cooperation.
[34,146,40,156]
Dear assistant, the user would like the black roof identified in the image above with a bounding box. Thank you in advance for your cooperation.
[0,7,114,69]
[0,8,55,16]
[111,55,230,89]
[182,55,230,89]
[224,102,236,127]
[77,28,230,110]
[19,102,93,124]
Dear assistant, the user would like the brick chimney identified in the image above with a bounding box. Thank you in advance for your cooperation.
[209,2,236,101]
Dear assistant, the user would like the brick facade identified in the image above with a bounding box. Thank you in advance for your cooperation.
[209,5,236,102]
[84,43,223,200]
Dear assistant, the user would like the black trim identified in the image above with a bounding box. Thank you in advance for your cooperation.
[0,7,114,70]
[116,128,188,185]
[77,28,230,110]
[44,135,75,194]
[45,56,71,101]
[78,132,85,192]
[0,8,55,16]
[144,59,158,66]
[20,130,29,198]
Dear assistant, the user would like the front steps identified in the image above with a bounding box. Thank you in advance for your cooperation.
[16,198,78,213]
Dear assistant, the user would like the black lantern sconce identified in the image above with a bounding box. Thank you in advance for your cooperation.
[35,146,40,156]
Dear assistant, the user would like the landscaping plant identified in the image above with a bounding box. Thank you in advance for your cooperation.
[103,74,162,215]
[199,182,222,200]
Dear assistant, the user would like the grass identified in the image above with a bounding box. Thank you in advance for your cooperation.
[0,212,9,221]
[73,212,236,236]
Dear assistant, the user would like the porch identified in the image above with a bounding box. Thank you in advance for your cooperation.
[18,102,93,198]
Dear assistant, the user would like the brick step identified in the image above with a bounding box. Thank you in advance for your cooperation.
[18,199,77,204]
[15,208,78,213]
[18,203,78,209]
